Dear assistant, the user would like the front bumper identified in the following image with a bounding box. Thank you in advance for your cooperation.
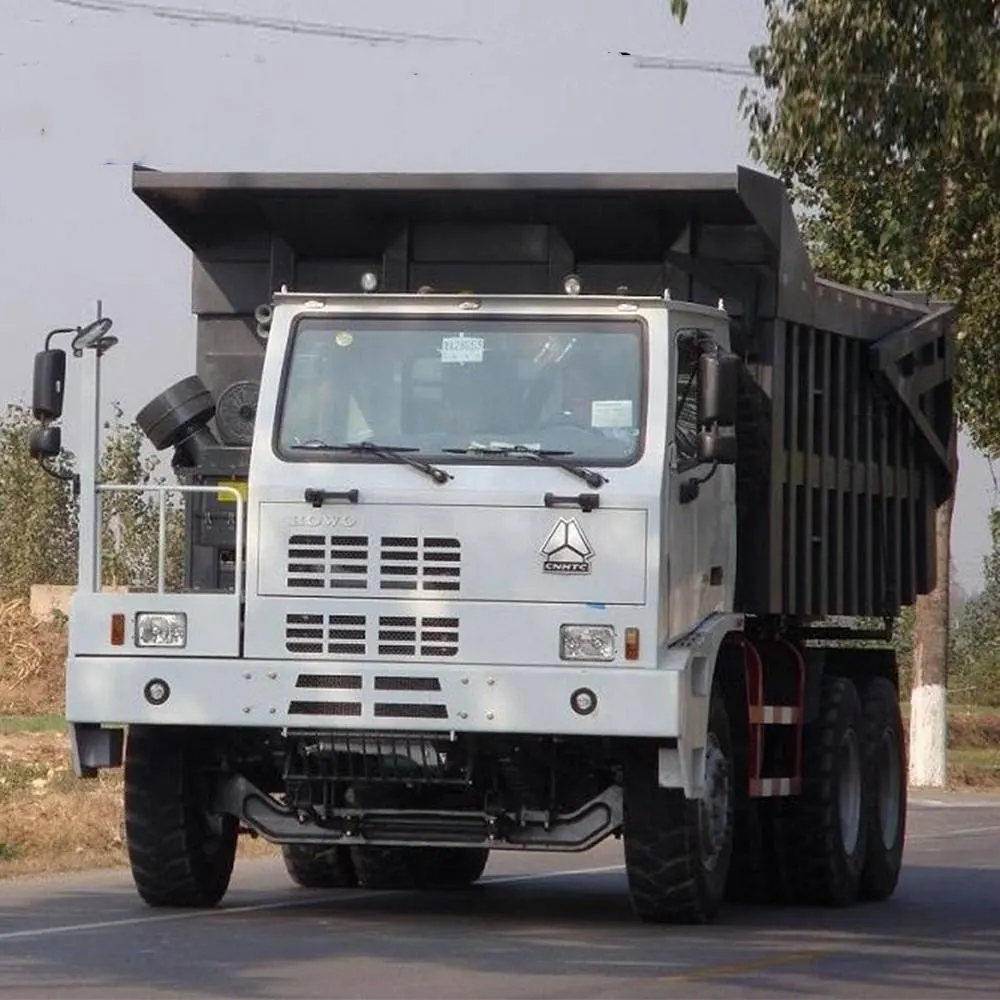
[66,656,683,738]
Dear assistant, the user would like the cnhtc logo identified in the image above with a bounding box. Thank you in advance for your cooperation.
[540,517,594,574]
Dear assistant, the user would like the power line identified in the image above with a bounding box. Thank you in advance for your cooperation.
[50,0,480,46]
[629,55,756,77]
[625,53,998,92]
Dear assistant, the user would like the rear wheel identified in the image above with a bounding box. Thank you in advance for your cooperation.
[623,686,735,923]
[857,675,906,900]
[124,725,238,908]
[345,784,490,891]
[726,798,794,904]
[350,845,489,890]
[783,675,868,906]
[421,847,490,888]
[282,844,358,889]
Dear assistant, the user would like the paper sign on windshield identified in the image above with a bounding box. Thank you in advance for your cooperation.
[440,334,486,364]
[591,399,633,428]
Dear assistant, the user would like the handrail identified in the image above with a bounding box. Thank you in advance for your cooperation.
[95,484,245,599]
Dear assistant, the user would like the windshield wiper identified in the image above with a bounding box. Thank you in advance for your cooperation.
[443,444,607,488]
[291,441,452,484]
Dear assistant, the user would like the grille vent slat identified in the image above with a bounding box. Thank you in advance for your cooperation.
[377,536,462,594]
[285,613,369,656]
[284,533,460,593]
[284,614,460,658]
[376,615,460,658]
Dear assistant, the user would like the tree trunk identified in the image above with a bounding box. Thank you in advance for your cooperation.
[909,427,957,788]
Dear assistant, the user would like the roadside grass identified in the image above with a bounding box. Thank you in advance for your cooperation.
[0,714,64,734]
[0,729,279,879]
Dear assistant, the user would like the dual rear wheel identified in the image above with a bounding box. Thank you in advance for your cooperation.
[621,669,906,923]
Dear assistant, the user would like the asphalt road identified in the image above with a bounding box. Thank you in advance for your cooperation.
[2,793,1000,998]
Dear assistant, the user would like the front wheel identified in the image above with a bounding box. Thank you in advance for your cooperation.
[124,725,238,908]
[623,687,735,924]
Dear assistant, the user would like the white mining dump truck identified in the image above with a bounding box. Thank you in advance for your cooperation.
[27,166,954,924]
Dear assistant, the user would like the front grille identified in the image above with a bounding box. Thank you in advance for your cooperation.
[379,536,461,593]
[285,614,367,656]
[283,732,469,787]
[286,534,370,590]
[377,615,460,658]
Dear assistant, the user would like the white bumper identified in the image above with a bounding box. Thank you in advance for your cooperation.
[66,656,683,738]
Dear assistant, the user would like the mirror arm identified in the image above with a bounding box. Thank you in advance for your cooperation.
[44,327,77,351]
[679,460,720,505]
[37,457,79,494]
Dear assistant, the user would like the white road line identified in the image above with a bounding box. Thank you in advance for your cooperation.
[908,824,1000,841]
[0,863,625,944]
[912,799,1000,809]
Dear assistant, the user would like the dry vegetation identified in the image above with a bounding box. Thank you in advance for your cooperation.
[0,600,278,878]
[0,599,998,879]
[0,599,66,716]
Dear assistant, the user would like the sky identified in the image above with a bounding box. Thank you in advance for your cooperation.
[2,0,996,593]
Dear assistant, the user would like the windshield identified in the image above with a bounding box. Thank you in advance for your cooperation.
[275,316,645,464]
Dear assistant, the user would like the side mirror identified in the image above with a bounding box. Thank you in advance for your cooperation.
[698,352,739,428]
[32,348,67,421]
[698,429,736,466]
[29,424,62,460]
[71,316,113,353]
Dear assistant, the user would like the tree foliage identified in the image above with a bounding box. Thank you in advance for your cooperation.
[740,1,1000,456]
[0,404,78,600]
[98,402,184,592]
[953,510,1000,705]
[0,401,185,600]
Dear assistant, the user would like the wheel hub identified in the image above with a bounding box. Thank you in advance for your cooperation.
[699,733,731,871]
[878,729,902,848]
[838,728,862,855]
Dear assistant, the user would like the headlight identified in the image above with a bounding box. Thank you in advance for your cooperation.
[560,624,615,662]
[135,612,187,648]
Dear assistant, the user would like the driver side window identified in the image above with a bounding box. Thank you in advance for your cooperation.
[674,337,701,460]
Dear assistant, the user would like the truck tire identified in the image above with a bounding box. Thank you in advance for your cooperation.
[420,847,490,888]
[726,799,793,904]
[623,687,735,924]
[856,675,906,900]
[124,725,238,908]
[784,674,868,906]
[351,846,489,890]
[282,844,358,889]
[350,845,419,890]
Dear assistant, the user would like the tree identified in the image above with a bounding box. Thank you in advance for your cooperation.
[669,0,689,22]
[952,510,1000,706]
[0,403,78,600]
[98,402,184,592]
[669,1,1000,785]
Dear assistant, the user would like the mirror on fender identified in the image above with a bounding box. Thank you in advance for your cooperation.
[29,424,62,461]
[698,351,739,428]
[32,348,67,422]
[697,428,737,466]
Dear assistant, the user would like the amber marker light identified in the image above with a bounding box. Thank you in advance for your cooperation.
[624,627,640,661]
[110,613,126,646]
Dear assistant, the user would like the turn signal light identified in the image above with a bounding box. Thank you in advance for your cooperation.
[110,613,125,646]
[624,627,640,661]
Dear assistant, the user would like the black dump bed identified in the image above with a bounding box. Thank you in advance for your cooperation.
[133,164,955,618]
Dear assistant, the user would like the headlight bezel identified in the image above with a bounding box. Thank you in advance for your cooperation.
[559,623,616,662]
[134,611,188,649]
